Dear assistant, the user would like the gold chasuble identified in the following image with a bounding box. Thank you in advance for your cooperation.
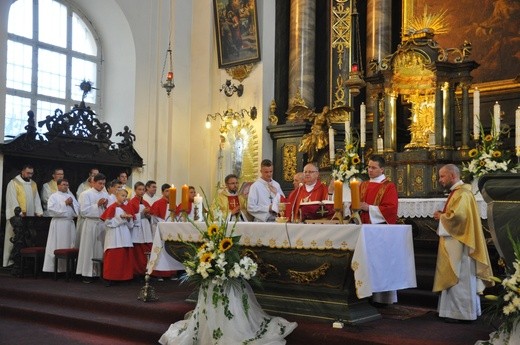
[433,184,493,292]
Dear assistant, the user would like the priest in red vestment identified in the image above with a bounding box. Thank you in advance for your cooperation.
[289,163,329,222]
[359,155,399,305]
[359,155,398,225]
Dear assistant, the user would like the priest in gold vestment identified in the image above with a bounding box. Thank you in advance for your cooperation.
[216,174,249,221]
[433,164,493,322]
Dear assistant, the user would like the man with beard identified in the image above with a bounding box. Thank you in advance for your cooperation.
[216,174,248,221]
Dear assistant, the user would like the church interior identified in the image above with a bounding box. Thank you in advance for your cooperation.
[1,0,520,344]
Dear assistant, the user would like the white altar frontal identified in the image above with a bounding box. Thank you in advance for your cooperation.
[147,222,417,323]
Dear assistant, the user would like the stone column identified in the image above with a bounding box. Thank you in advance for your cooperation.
[461,83,470,149]
[288,0,316,107]
[366,0,392,150]
[384,92,396,151]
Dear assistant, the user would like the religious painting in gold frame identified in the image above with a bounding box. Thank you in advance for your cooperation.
[402,0,520,89]
[213,0,261,69]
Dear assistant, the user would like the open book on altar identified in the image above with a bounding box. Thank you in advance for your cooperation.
[299,200,335,221]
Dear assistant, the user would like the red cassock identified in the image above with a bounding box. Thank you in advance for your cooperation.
[127,196,153,275]
[288,181,329,221]
[100,203,135,281]
[359,179,398,224]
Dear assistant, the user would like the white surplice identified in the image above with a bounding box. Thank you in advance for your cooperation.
[76,188,109,277]
[247,178,284,222]
[42,191,79,272]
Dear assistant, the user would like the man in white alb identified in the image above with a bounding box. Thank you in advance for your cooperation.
[42,178,79,273]
[76,168,99,199]
[3,165,43,267]
[76,173,109,283]
[247,159,285,222]
[41,168,65,216]
[143,180,160,205]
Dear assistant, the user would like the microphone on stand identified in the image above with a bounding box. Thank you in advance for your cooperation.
[291,183,304,222]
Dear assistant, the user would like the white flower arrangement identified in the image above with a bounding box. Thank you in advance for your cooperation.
[331,140,366,182]
[462,129,518,181]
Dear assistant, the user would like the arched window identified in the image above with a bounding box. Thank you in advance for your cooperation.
[5,0,101,139]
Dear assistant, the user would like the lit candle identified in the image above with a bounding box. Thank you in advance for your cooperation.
[329,127,335,163]
[493,101,501,137]
[167,71,173,81]
[181,184,189,211]
[473,88,480,140]
[333,180,343,210]
[360,102,366,148]
[350,178,361,210]
[516,106,520,153]
[345,119,351,145]
[168,185,176,211]
[377,135,383,153]
[194,193,203,205]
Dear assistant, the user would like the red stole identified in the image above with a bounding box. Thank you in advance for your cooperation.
[100,202,133,221]
[127,196,151,215]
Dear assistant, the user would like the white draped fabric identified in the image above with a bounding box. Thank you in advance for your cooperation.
[398,197,487,219]
[147,222,417,299]
[159,279,297,345]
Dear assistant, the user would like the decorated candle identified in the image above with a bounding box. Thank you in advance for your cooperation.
[181,184,189,211]
[473,88,480,140]
[333,180,343,210]
[350,178,361,210]
[329,127,335,162]
[360,102,366,148]
[493,101,501,137]
[168,185,176,210]
[344,119,351,145]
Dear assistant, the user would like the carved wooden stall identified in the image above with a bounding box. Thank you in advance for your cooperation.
[0,99,143,271]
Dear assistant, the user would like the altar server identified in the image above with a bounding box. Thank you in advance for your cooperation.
[100,188,134,284]
[433,164,493,322]
[42,179,79,273]
[127,181,153,276]
[76,173,109,283]
[41,168,64,215]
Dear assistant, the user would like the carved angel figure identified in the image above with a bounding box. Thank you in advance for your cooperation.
[295,106,331,162]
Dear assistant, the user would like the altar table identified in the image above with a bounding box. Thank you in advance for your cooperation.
[147,222,416,300]
[398,195,487,219]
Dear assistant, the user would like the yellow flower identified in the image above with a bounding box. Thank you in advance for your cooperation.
[199,243,207,252]
[207,224,219,236]
[468,148,478,158]
[352,156,361,165]
[346,144,353,150]
[492,150,502,158]
[479,160,486,167]
[484,134,493,142]
[219,238,233,252]
[200,252,213,263]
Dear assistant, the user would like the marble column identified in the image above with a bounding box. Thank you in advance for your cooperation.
[461,83,470,149]
[384,92,396,151]
[288,0,316,107]
[372,94,380,149]
[434,84,443,149]
[366,0,392,149]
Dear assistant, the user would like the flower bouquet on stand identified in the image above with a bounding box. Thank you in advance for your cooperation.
[159,206,297,345]
[331,139,366,183]
[477,232,520,345]
[462,127,518,191]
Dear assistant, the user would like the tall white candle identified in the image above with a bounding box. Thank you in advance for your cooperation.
[377,135,383,153]
[473,88,480,140]
[516,106,520,150]
[360,102,366,148]
[344,119,351,145]
[493,101,501,137]
[328,127,335,162]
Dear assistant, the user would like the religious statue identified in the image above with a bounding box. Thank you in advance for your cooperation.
[116,126,136,147]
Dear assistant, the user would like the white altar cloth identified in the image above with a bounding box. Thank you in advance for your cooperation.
[147,222,417,299]
[398,196,487,219]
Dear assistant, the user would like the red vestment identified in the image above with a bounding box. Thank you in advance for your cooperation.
[288,181,329,221]
[359,179,398,224]
[175,201,193,216]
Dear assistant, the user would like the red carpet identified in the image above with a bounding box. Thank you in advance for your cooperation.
[0,270,496,345]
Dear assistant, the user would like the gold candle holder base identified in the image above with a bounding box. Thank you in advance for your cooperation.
[349,210,362,225]
[331,208,344,224]
[138,274,158,302]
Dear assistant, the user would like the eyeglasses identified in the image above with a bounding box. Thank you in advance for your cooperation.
[303,171,318,174]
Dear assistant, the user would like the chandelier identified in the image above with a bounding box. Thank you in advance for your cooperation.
[344,0,365,97]
[205,107,257,133]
